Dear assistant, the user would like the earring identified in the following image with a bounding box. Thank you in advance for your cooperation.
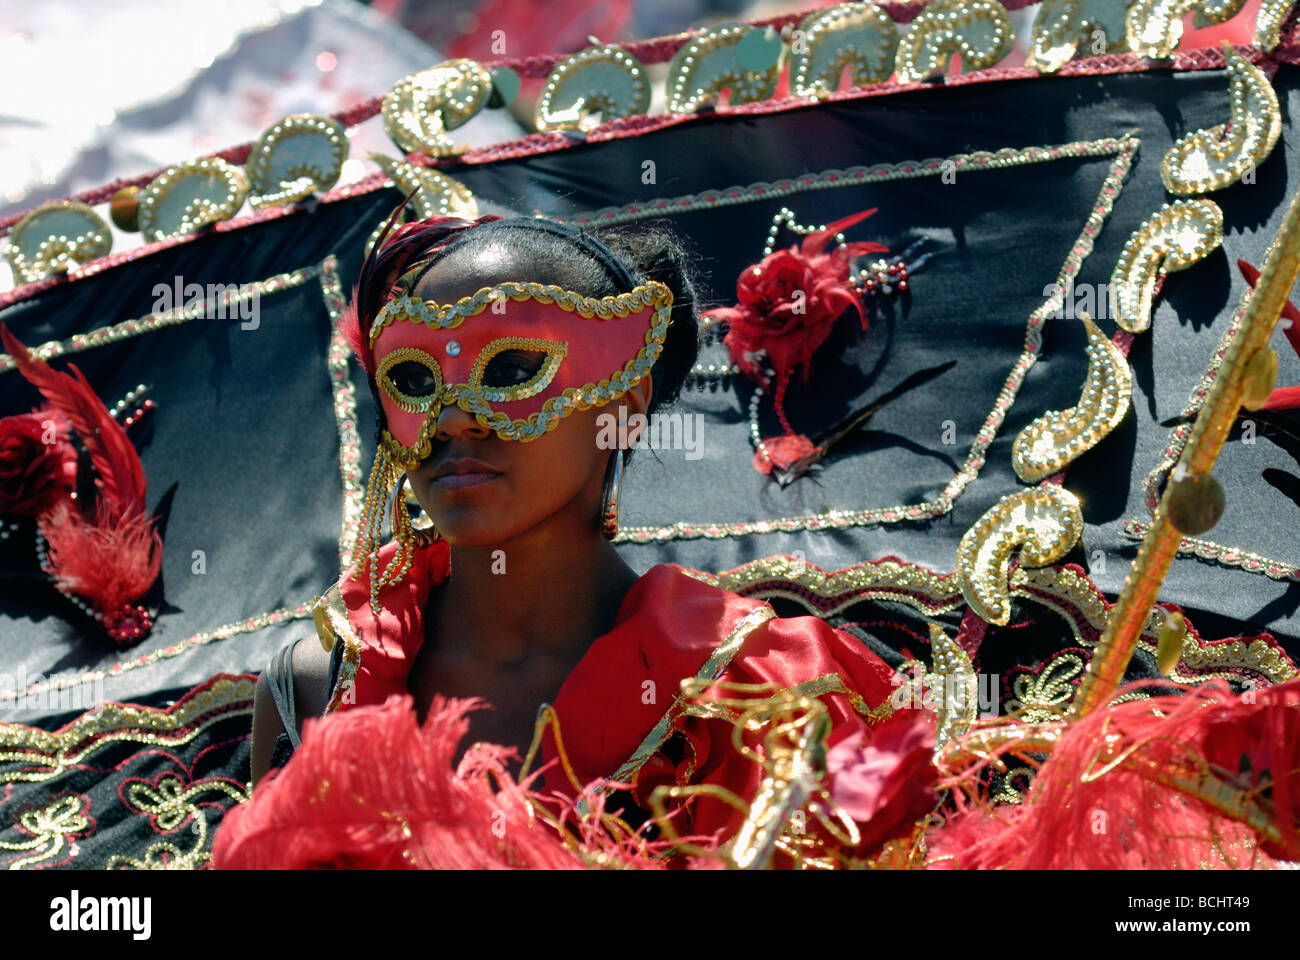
[601,450,623,540]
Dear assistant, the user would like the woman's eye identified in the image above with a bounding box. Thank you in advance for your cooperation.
[482,350,546,388]
[388,361,438,396]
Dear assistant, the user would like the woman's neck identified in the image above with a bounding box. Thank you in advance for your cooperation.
[432,518,640,665]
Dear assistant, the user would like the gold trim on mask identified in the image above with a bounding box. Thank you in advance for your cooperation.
[468,335,568,402]
[368,279,672,342]
[376,346,444,413]
[371,279,673,459]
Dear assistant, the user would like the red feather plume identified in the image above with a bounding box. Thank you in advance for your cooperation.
[1,324,161,638]
[1,324,146,521]
[928,676,1300,868]
[212,694,674,869]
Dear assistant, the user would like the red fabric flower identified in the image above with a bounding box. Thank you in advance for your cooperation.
[0,409,75,516]
[825,707,937,856]
[710,209,887,388]
[705,210,887,472]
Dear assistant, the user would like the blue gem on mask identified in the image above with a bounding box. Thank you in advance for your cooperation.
[446,340,461,357]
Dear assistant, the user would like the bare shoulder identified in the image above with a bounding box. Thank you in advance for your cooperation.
[249,637,334,786]
[291,635,335,720]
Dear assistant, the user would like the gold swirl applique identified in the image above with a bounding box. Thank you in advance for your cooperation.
[1012,311,1133,482]
[535,44,650,132]
[894,0,1015,84]
[957,486,1084,627]
[1161,47,1281,195]
[1109,199,1224,334]
[136,157,250,243]
[247,114,347,210]
[5,201,112,284]
[789,3,898,97]
[1127,0,1248,58]
[1026,0,1134,74]
[366,154,479,249]
[666,22,783,114]
[381,59,491,158]
[1254,0,1299,50]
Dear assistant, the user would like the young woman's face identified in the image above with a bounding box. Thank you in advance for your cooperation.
[397,241,651,547]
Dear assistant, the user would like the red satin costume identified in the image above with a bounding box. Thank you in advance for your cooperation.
[327,535,900,847]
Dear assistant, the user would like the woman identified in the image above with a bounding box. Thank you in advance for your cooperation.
[235,210,921,865]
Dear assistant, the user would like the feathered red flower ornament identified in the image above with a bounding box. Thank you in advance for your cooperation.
[703,209,888,475]
[0,324,162,647]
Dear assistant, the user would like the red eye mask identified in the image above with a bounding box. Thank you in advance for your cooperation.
[369,280,673,466]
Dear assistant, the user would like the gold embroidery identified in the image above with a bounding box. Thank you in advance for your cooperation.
[467,336,569,402]
[376,346,445,413]
[1254,0,1298,49]
[1012,312,1133,482]
[1006,650,1086,722]
[318,258,368,571]
[369,154,478,221]
[382,60,492,158]
[0,795,91,869]
[136,157,250,243]
[106,775,248,870]
[1073,186,1300,719]
[0,677,254,786]
[246,114,347,210]
[1026,0,1133,74]
[1127,0,1248,58]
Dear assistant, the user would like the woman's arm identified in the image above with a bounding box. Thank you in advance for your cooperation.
[249,636,334,787]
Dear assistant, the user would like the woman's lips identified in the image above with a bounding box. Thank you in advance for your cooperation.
[432,471,501,490]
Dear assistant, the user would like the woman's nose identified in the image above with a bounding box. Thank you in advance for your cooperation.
[433,401,490,441]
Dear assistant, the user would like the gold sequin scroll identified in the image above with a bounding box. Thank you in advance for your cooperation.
[247,114,348,210]
[1109,199,1224,334]
[364,154,479,257]
[1026,0,1135,73]
[894,0,1015,84]
[4,201,112,284]
[1161,47,1281,195]
[666,22,783,113]
[957,485,1084,626]
[1012,311,1133,482]
[136,157,251,243]
[382,59,492,157]
[1127,0,1249,58]
[535,44,650,132]
[788,3,899,97]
